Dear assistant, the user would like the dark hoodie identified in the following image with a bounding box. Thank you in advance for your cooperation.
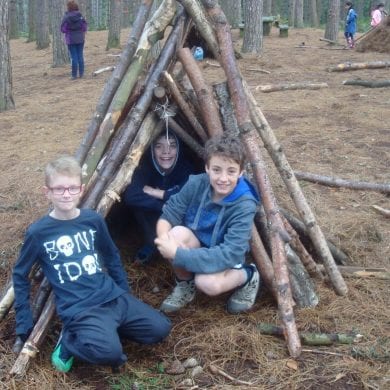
[123,131,195,212]
[61,11,87,45]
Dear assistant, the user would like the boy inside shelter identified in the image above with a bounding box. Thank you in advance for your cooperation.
[123,130,195,264]
[12,156,171,372]
[155,133,261,314]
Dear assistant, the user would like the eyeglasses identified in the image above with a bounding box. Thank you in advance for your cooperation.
[49,186,82,195]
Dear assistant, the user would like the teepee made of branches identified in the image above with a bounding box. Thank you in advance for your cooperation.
[1,0,349,377]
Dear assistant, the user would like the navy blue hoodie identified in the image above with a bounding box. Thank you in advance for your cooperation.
[123,132,195,212]
[13,209,129,337]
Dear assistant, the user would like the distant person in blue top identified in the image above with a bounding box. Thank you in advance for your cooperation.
[344,1,357,48]
[12,155,171,373]
[155,133,261,315]
[61,1,88,79]
[123,130,195,265]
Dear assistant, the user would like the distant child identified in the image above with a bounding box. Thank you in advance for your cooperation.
[123,130,194,264]
[12,156,171,372]
[371,3,386,27]
[344,1,357,48]
[154,133,261,314]
[61,1,87,79]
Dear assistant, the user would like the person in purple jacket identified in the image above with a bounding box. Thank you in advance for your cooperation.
[12,155,171,373]
[61,1,87,79]
[123,130,195,265]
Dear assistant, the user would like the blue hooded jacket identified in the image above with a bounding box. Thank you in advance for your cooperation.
[345,8,357,34]
[160,173,260,274]
[123,131,195,212]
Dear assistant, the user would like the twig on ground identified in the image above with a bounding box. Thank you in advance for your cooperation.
[209,364,254,386]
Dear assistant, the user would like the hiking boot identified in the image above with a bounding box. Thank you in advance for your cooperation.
[51,342,74,373]
[160,279,196,313]
[227,264,260,314]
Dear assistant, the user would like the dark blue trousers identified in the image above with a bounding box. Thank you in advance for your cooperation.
[61,294,171,366]
[68,43,85,78]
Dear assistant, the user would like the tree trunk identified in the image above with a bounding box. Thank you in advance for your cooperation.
[0,0,15,112]
[35,0,50,49]
[329,60,390,72]
[289,0,296,27]
[50,0,69,67]
[220,0,242,29]
[264,0,272,16]
[106,0,122,50]
[324,0,340,42]
[241,0,263,54]
[9,0,18,38]
[27,0,36,42]
[295,0,303,27]
[309,0,319,27]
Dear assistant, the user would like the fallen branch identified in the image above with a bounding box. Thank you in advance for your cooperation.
[371,205,390,218]
[342,79,390,88]
[209,364,254,386]
[319,37,341,45]
[245,67,271,74]
[256,82,328,93]
[294,170,390,193]
[258,323,363,345]
[204,60,221,68]
[319,265,390,280]
[302,348,350,357]
[92,66,115,76]
[328,60,390,72]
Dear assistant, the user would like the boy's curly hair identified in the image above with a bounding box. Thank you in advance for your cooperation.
[204,132,246,170]
[45,155,82,186]
[67,1,79,12]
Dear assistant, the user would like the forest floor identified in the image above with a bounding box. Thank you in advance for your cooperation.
[0,26,389,390]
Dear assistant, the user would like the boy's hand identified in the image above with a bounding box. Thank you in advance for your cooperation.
[155,234,178,260]
[143,185,164,200]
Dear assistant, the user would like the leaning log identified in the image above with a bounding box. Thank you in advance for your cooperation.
[342,79,390,88]
[10,293,56,377]
[243,81,348,296]
[328,61,390,72]
[294,170,390,193]
[201,0,301,358]
[0,281,14,321]
[81,0,177,183]
[76,0,153,163]
[318,265,390,280]
[257,323,363,345]
[256,82,328,93]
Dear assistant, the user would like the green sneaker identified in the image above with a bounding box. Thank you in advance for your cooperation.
[51,343,74,373]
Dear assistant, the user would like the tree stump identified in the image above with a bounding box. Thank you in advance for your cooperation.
[279,24,289,38]
[263,17,274,36]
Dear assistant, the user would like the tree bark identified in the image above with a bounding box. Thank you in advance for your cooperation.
[342,79,390,88]
[50,0,69,67]
[201,0,301,358]
[294,170,390,193]
[106,0,122,50]
[220,0,242,29]
[244,81,348,296]
[177,47,223,137]
[257,82,328,92]
[75,0,153,164]
[35,0,50,49]
[324,0,340,42]
[0,0,15,111]
[241,0,263,54]
[328,61,390,72]
[26,0,36,42]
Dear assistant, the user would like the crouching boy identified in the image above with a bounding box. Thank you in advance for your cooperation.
[155,133,261,314]
[12,155,171,372]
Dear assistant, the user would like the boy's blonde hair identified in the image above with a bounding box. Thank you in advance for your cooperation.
[45,155,82,186]
[204,133,246,170]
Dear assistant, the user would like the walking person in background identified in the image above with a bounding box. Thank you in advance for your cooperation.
[371,3,386,28]
[344,1,357,49]
[61,1,88,80]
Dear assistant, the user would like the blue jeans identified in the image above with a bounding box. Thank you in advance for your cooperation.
[68,43,84,78]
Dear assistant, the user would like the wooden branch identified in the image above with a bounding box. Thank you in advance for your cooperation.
[319,265,390,280]
[256,82,328,93]
[258,323,363,345]
[92,66,115,77]
[75,0,153,163]
[342,79,390,88]
[81,0,177,183]
[177,47,223,137]
[294,170,390,193]
[245,67,271,74]
[319,37,340,45]
[10,293,56,377]
[209,365,254,386]
[162,71,208,142]
[0,281,14,321]
[328,61,390,72]
[202,0,301,358]
[371,205,390,218]
[243,81,348,297]
[31,277,51,323]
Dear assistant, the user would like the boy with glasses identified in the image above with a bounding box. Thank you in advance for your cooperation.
[12,155,171,372]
